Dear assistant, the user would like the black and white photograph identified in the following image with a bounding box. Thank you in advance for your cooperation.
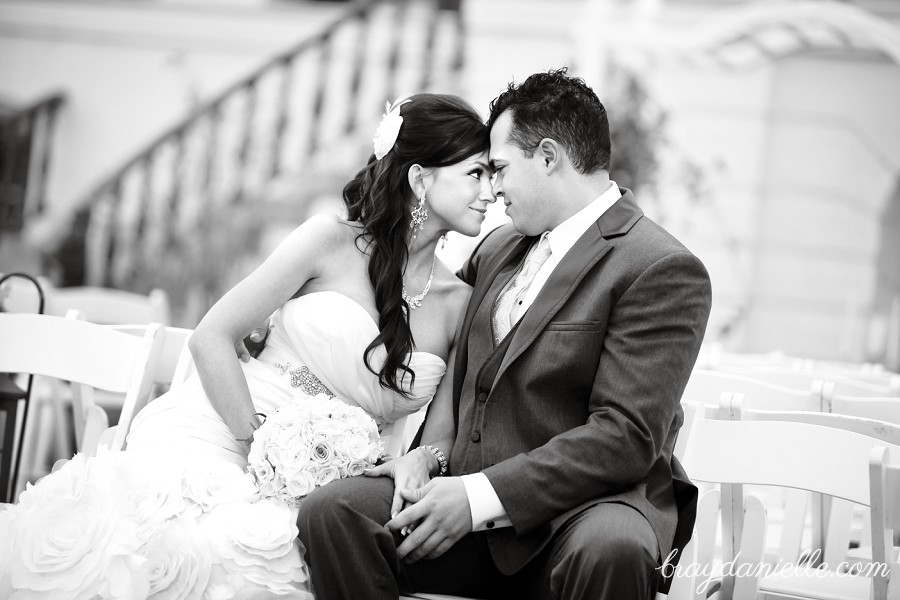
[1,0,899,598]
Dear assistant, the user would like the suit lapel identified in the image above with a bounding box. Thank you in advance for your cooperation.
[453,234,532,401]
[492,188,644,387]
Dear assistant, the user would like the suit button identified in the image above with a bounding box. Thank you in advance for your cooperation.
[486,520,495,529]
[477,392,487,403]
[471,431,481,443]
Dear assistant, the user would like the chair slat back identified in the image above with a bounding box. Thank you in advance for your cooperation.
[720,365,896,397]
[0,313,163,394]
[831,395,900,428]
[108,324,194,386]
[741,407,900,447]
[868,446,900,600]
[681,418,890,505]
[684,370,819,411]
[45,287,170,326]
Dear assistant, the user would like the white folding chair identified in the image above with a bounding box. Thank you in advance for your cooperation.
[717,365,897,398]
[107,324,194,391]
[93,325,195,454]
[0,313,163,500]
[822,381,900,428]
[868,446,900,600]
[723,393,900,575]
[45,286,171,326]
[682,415,900,600]
[683,370,822,412]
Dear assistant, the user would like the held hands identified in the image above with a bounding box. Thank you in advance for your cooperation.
[385,477,472,563]
[363,449,434,518]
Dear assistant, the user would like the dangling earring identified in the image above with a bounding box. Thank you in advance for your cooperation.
[410,194,428,239]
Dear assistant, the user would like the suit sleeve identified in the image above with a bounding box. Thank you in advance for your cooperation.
[455,225,506,286]
[483,251,712,535]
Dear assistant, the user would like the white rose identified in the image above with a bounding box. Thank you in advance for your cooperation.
[182,463,258,514]
[15,452,90,510]
[249,459,276,488]
[8,486,144,600]
[309,398,337,420]
[314,418,348,439]
[314,465,341,487]
[98,453,188,545]
[344,431,375,462]
[283,467,316,500]
[200,500,309,595]
[345,460,368,477]
[136,517,211,600]
[311,440,335,464]
[0,509,16,597]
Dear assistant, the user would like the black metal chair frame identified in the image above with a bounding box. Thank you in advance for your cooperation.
[0,271,45,502]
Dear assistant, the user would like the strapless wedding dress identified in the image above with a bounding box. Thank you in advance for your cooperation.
[0,291,447,600]
[128,291,447,462]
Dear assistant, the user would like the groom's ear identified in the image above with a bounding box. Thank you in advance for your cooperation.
[537,138,561,174]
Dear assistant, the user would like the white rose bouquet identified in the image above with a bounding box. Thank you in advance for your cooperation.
[247,394,384,507]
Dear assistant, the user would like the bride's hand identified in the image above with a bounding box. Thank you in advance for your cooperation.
[364,450,433,518]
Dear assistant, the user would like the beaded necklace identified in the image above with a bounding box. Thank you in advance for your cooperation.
[402,252,437,310]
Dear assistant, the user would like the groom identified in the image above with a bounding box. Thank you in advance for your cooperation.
[298,69,712,599]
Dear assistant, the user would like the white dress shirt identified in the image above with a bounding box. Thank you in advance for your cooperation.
[461,181,622,532]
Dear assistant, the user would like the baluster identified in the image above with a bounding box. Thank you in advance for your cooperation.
[163,130,186,250]
[85,185,114,286]
[133,155,154,255]
[202,104,222,208]
[0,115,24,230]
[418,0,440,91]
[383,1,410,102]
[344,11,371,135]
[308,31,333,158]
[101,178,123,288]
[233,80,258,206]
[449,2,465,75]
[22,108,44,223]
[31,98,62,218]
[270,58,295,179]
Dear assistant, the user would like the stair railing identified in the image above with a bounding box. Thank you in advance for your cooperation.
[0,92,65,236]
[48,0,464,323]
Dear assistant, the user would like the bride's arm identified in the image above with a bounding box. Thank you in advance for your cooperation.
[416,282,470,468]
[416,344,457,470]
[188,214,339,445]
[365,287,467,516]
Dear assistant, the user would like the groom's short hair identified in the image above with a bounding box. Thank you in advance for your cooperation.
[487,67,611,174]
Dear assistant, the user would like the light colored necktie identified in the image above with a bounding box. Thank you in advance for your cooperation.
[493,235,552,342]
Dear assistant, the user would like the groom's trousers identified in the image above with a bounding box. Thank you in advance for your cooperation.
[297,475,661,600]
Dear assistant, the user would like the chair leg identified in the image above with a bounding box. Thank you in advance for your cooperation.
[0,397,19,503]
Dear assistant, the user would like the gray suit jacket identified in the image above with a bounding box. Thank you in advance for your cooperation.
[450,188,712,582]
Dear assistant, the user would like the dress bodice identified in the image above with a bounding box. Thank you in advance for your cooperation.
[258,291,446,427]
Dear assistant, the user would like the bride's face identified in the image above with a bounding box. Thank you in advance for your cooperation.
[425,150,495,237]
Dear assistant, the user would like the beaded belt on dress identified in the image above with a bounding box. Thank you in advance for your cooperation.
[273,360,335,398]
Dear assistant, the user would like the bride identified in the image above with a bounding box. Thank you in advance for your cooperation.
[0,93,494,599]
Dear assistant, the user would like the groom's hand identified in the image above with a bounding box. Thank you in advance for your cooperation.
[237,321,271,362]
[386,477,472,562]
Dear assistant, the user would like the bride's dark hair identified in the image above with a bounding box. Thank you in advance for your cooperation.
[343,93,489,396]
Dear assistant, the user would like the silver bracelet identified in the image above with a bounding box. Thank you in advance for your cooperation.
[418,445,448,477]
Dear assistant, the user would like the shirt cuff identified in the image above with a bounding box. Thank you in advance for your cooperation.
[461,473,512,531]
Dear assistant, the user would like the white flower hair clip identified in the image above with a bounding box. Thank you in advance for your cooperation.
[373,97,412,160]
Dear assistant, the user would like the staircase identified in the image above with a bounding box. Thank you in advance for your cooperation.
[0,92,65,236]
[42,0,465,326]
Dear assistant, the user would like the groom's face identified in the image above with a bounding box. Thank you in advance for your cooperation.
[489,111,551,236]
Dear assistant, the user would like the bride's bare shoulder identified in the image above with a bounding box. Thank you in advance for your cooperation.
[285,213,363,251]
